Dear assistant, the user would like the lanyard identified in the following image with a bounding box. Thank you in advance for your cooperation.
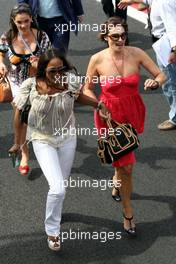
[18,30,40,56]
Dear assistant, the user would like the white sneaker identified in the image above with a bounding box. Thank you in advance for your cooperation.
[47,236,61,251]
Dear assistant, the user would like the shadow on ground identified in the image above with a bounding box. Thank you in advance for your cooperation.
[0,194,175,264]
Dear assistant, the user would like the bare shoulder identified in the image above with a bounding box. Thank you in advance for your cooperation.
[90,49,108,64]
[125,46,148,60]
[126,46,145,55]
[31,28,38,36]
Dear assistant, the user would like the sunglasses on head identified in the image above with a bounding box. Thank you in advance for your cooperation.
[12,4,32,16]
[12,5,31,12]
[46,66,67,74]
[108,32,126,41]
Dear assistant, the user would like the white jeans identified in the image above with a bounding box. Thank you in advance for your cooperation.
[32,136,77,236]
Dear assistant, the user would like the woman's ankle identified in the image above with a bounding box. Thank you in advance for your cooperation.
[123,206,133,218]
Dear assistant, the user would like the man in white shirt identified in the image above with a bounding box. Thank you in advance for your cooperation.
[118,0,176,130]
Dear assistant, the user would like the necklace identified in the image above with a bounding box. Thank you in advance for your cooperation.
[111,50,124,77]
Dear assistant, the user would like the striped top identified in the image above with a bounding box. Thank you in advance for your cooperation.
[13,74,81,147]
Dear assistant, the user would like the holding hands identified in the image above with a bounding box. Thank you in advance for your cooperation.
[97,101,111,121]
[29,56,39,68]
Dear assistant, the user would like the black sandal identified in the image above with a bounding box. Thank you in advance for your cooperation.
[112,185,121,202]
[112,176,121,202]
[123,214,136,236]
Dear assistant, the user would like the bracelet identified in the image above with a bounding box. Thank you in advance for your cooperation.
[97,101,103,111]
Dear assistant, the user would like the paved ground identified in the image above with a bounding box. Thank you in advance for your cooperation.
[0,1,176,264]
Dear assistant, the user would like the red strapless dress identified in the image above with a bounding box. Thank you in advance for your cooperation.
[95,74,145,167]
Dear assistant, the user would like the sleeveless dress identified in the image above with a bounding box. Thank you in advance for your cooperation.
[94,73,145,167]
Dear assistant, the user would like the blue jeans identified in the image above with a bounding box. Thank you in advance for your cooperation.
[157,57,176,124]
[38,16,70,55]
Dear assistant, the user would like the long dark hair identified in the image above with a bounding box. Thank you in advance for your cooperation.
[6,3,39,45]
[36,48,77,80]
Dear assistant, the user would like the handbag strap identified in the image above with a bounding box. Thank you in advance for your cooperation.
[0,75,11,87]
[106,118,121,129]
[111,49,124,77]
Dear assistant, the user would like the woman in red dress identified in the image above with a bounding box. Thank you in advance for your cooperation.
[83,17,166,235]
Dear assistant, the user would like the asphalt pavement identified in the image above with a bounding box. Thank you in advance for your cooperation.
[0,1,176,264]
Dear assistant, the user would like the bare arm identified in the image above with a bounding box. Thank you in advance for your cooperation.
[82,55,111,118]
[83,55,99,100]
[0,53,8,77]
[76,90,98,108]
[0,34,9,76]
[118,0,144,9]
[9,78,32,154]
[8,108,23,154]
[76,87,110,119]
[135,47,167,89]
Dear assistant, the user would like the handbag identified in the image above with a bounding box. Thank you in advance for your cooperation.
[97,119,140,164]
[0,76,13,103]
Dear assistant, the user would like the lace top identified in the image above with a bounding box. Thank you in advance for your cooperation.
[13,74,81,147]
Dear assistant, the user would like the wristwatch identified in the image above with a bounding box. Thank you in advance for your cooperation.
[171,46,176,55]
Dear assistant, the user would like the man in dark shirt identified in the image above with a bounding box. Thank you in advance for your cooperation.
[101,0,127,21]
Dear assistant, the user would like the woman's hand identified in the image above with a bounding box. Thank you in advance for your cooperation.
[29,56,39,69]
[144,79,160,90]
[0,62,8,77]
[77,15,84,23]
[97,102,111,121]
[168,52,176,64]
[118,0,134,9]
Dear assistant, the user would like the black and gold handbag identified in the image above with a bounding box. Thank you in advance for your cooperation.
[97,119,140,164]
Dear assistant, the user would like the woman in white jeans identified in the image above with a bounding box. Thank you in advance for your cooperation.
[9,48,109,251]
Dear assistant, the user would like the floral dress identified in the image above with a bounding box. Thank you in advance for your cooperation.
[0,30,51,97]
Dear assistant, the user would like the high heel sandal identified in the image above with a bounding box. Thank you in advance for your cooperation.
[123,214,136,236]
[112,176,121,202]
[112,185,121,202]
[47,236,61,251]
[18,165,30,176]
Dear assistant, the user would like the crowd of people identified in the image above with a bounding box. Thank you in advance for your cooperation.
[0,0,175,252]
